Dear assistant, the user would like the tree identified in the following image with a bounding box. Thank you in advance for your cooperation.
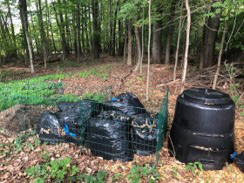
[200,0,222,68]
[165,0,176,64]
[92,0,100,59]
[181,0,191,92]
[173,0,184,81]
[19,0,34,73]
[37,0,48,68]
[146,0,152,101]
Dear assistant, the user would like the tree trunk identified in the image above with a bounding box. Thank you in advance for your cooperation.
[152,22,162,64]
[112,0,120,56]
[118,19,124,56]
[134,26,141,72]
[57,0,68,59]
[173,1,184,81]
[77,2,81,62]
[181,0,191,92]
[37,0,48,68]
[200,1,221,68]
[165,0,176,64]
[127,20,132,66]
[7,1,17,58]
[46,0,56,54]
[72,12,77,56]
[212,23,227,89]
[109,0,113,55]
[146,0,152,101]
[92,0,100,59]
[19,0,34,73]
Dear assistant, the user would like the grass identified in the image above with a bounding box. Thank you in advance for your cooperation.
[80,68,109,80]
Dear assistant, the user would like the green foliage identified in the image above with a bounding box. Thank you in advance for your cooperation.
[82,92,106,103]
[0,74,80,111]
[80,69,109,80]
[74,171,107,183]
[14,131,37,152]
[224,62,243,106]
[25,157,107,183]
[128,165,160,183]
[185,162,203,176]
[172,167,178,177]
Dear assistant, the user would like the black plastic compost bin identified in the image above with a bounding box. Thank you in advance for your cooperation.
[169,88,235,170]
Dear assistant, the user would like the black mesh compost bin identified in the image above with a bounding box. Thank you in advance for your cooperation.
[169,88,235,170]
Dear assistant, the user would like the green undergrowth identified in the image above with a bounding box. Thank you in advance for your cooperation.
[128,165,160,183]
[0,73,78,111]
[0,72,108,111]
[25,157,107,183]
[80,68,109,80]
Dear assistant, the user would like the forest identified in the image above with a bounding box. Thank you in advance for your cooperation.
[0,0,243,182]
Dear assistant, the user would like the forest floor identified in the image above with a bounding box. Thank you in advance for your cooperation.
[0,55,243,182]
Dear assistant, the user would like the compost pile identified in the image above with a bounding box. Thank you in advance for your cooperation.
[36,93,161,161]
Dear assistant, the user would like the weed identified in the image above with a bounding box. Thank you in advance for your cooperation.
[82,92,106,102]
[172,167,178,177]
[185,162,203,176]
[112,173,122,182]
[0,73,80,111]
[26,158,107,183]
[80,69,109,80]
[14,131,36,152]
[128,165,160,183]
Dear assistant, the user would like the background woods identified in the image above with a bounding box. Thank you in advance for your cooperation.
[0,0,243,71]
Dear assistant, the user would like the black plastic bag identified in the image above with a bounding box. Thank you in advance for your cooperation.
[58,99,104,127]
[132,113,157,156]
[36,112,65,144]
[86,111,133,162]
[105,93,146,116]
[234,152,244,172]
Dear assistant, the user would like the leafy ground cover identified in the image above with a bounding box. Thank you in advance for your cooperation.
[0,56,243,182]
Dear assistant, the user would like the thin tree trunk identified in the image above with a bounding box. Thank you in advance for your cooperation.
[213,23,227,89]
[46,0,56,54]
[123,22,127,63]
[19,0,34,73]
[140,8,145,75]
[109,0,113,55]
[146,0,152,101]
[7,1,17,58]
[81,6,85,53]
[181,0,191,92]
[92,0,100,59]
[72,12,77,56]
[173,1,184,81]
[57,0,68,59]
[112,0,120,56]
[85,6,90,53]
[77,2,81,62]
[134,26,141,72]
[165,0,176,64]
[37,0,48,68]
[127,20,132,66]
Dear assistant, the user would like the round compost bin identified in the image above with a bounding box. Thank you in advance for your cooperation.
[169,88,235,170]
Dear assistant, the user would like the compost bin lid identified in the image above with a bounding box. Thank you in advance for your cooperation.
[181,88,231,105]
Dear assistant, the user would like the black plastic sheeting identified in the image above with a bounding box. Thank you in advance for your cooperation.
[36,112,66,144]
[234,152,244,172]
[105,93,146,116]
[36,93,160,161]
[132,113,158,156]
[86,111,133,162]
[37,99,103,145]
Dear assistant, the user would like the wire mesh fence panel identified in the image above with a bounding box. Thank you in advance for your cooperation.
[0,77,168,166]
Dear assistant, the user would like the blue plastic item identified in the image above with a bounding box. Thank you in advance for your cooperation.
[64,123,77,137]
